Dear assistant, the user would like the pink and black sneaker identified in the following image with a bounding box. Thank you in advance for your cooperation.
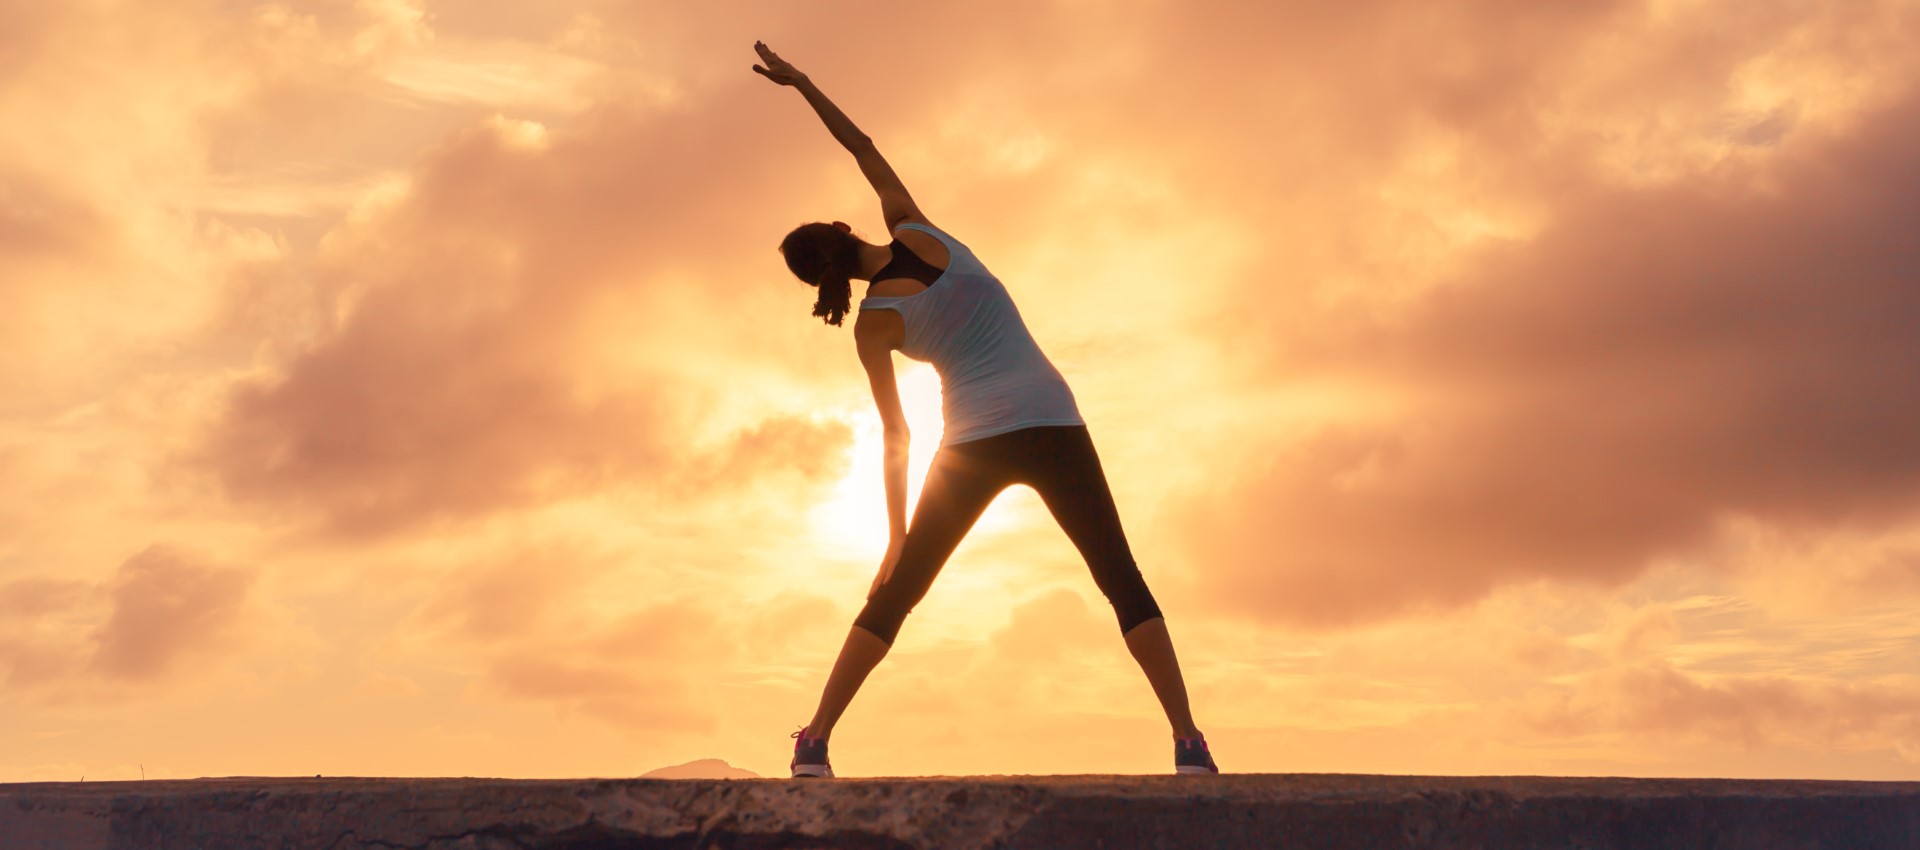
[1175,734,1219,775]
[790,726,833,778]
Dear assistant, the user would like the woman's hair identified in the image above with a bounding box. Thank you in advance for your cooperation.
[778,222,861,327]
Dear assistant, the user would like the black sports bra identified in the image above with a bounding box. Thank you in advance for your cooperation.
[868,239,945,287]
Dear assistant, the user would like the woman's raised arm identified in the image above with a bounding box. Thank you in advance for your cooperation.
[754,41,924,228]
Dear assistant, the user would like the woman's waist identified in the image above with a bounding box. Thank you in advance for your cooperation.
[937,362,1074,397]
[939,371,1079,420]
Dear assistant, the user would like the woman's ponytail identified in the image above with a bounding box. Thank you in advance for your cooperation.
[779,221,862,327]
[812,267,852,327]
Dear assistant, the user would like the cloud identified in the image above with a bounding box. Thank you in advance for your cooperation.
[1,547,281,697]
[1518,662,1920,758]
[380,37,606,109]
[351,672,425,700]
[86,545,259,682]
[405,542,613,645]
[467,600,730,733]
[672,414,853,496]
[1174,69,1920,627]
[1709,519,1920,615]
[185,102,859,539]
[0,576,92,620]
[0,577,97,691]
[0,0,453,405]
[394,538,846,735]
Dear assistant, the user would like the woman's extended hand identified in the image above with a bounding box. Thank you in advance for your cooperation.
[867,536,904,600]
[752,41,809,87]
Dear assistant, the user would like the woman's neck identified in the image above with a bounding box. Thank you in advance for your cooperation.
[854,241,892,281]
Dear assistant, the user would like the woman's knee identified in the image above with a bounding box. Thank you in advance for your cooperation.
[1095,560,1163,633]
[1113,592,1164,634]
[853,592,910,646]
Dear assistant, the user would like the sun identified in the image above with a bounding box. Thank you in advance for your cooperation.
[811,362,1022,560]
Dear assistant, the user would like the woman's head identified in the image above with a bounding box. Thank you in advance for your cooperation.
[779,220,861,327]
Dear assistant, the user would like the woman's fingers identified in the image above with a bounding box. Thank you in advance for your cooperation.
[751,41,805,86]
[754,41,792,70]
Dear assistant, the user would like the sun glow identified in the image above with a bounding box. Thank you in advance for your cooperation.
[811,361,1027,562]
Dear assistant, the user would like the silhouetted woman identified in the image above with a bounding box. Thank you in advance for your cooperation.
[753,41,1215,778]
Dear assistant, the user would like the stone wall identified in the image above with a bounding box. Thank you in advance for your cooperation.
[5,774,1918,848]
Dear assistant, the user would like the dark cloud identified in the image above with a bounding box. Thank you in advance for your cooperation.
[1179,90,1920,626]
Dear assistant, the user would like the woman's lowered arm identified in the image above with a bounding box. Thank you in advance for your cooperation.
[854,316,910,544]
[854,313,911,596]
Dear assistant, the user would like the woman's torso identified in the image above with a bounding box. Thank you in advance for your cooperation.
[858,221,1084,447]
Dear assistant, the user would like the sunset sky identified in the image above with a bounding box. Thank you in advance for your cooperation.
[4,0,1919,782]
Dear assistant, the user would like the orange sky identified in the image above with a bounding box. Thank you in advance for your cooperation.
[4,0,1920,782]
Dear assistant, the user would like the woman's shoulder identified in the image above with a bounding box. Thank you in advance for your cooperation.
[888,216,945,239]
[888,216,956,269]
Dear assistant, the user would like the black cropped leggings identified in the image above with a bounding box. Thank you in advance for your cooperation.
[853,424,1164,645]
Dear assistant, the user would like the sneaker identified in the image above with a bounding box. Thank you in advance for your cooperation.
[790,726,833,778]
[1175,735,1218,775]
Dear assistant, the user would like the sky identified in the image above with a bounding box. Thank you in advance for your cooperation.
[2,0,1918,782]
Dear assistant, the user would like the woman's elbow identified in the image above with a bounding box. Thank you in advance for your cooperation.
[882,423,911,449]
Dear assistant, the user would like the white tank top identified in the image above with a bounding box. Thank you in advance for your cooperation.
[857,222,1084,447]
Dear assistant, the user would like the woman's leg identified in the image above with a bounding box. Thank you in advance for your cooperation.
[1022,426,1203,739]
[801,626,891,741]
[803,443,1005,739]
[1121,617,1202,739]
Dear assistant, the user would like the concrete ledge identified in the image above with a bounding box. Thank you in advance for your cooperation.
[4,774,1918,849]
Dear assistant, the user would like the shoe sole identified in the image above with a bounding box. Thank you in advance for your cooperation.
[1175,765,1219,775]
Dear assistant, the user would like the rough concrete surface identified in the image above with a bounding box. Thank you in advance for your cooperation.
[3,773,1918,849]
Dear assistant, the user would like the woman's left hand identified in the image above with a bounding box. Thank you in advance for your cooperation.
[752,41,809,86]
[868,536,904,599]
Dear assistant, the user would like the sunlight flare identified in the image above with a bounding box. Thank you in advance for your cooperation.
[811,362,1032,561]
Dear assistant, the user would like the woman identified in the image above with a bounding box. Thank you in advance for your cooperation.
[753,41,1216,778]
